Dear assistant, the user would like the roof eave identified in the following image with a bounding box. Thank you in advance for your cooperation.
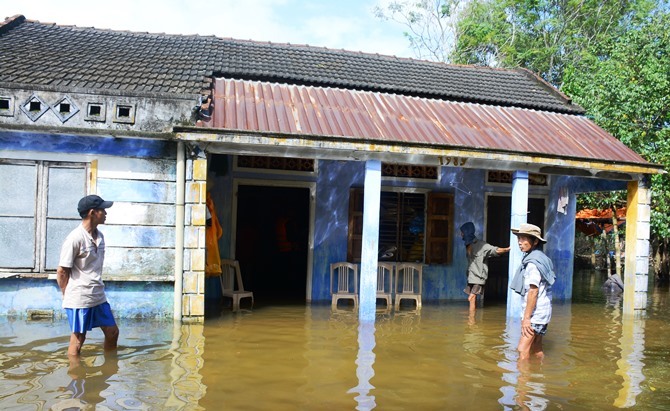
[174,127,665,179]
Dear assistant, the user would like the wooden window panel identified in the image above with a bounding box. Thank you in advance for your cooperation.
[425,192,454,264]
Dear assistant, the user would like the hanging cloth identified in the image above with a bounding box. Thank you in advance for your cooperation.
[205,192,224,277]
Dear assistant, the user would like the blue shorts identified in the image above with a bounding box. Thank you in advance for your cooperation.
[531,323,548,336]
[65,302,116,334]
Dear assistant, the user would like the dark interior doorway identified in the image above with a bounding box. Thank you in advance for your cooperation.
[485,196,545,302]
[235,185,310,303]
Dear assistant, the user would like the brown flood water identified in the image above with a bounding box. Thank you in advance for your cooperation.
[1,269,670,410]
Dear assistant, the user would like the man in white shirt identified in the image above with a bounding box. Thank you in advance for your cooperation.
[510,223,555,361]
[57,195,119,357]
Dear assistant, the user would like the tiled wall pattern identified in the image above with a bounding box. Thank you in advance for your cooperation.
[182,158,207,318]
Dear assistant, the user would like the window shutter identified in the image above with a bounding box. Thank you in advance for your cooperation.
[425,192,454,264]
[347,188,364,263]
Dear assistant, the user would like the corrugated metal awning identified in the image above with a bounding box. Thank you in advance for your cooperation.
[177,78,663,178]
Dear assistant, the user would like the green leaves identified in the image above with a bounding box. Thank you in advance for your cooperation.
[565,10,670,238]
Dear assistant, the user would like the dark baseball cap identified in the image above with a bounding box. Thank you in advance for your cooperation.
[77,195,114,214]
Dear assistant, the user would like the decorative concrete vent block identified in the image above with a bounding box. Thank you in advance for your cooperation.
[0,96,14,117]
[51,95,80,123]
[85,102,106,122]
[113,103,136,124]
[19,94,50,122]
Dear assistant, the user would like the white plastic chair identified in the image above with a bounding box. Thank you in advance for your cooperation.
[376,262,395,309]
[330,262,359,309]
[220,259,254,312]
[395,263,422,310]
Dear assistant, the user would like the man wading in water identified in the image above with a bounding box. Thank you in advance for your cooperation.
[57,195,119,357]
[510,223,555,360]
[460,222,510,313]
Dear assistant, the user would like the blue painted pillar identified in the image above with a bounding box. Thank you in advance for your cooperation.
[360,160,381,322]
[507,170,528,318]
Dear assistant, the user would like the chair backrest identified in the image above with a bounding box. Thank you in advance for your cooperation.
[330,262,358,294]
[377,262,394,294]
[396,263,422,294]
[220,259,246,292]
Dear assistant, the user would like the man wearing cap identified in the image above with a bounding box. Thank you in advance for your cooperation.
[510,223,555,360]
[57,195,119,357]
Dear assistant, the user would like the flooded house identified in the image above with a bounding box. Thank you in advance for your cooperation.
[0,14,663,321]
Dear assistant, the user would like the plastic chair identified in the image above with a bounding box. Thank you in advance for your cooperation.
[219,259,254,312]
[376,262,395,309]
[395,263,422,310]
[330,262,359,309]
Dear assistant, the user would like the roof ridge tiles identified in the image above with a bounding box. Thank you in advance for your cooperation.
[21,16,219,39]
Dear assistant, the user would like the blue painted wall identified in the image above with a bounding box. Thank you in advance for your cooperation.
[207,158,599,304]
[311,162,493,302]
[312,160,366,300]
[0,130,177,318]
[544,176,577,300]
[0,130,176,159]
[0,278,173,319]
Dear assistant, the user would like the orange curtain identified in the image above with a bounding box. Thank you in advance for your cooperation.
[205,193,224,277]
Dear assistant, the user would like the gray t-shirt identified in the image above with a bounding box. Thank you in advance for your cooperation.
[466,240,500,285]
[58,224,108,308]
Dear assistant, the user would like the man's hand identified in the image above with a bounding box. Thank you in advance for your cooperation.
[521,318,534,337]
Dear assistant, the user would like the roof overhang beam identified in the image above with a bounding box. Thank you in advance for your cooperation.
[175,129,665,180]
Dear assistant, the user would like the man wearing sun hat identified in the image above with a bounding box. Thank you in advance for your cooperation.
[56,195,119,357]
[510,223,555,360]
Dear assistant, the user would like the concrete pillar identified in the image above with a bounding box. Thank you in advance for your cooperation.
[181,156,208,321]
[359,160,381,322]
[623,176,651,315]
[507,170,529,319]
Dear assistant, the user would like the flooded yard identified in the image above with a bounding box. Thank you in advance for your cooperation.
[1,270,670,410]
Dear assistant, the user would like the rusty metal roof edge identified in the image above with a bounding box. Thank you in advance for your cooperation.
[173,126,665,175]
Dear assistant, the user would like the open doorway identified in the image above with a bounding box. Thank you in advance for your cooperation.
[485,195,546,302]
[234,185,310,304]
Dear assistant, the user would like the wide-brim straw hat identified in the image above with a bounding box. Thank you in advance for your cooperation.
[511,223,546,243]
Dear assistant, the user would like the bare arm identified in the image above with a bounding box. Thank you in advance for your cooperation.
[496,246,510,254]
[521,285,539,337]
[56,266,71,296]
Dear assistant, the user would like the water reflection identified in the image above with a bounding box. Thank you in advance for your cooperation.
[347,321,377,410]
[167,322,207,410]
[614,314,646,408]
[52,353,119,410]
[1,272,669,409]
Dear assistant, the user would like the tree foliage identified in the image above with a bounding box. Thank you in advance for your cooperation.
[452,0,657,87]
[563,10,670,239]
[375,0,670,274]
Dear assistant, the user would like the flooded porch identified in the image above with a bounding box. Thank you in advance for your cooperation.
[1,270,669,410]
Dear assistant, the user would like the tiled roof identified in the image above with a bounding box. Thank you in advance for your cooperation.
[0,15,583,113]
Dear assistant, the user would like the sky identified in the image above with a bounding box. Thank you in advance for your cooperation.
[1,0,414,58]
